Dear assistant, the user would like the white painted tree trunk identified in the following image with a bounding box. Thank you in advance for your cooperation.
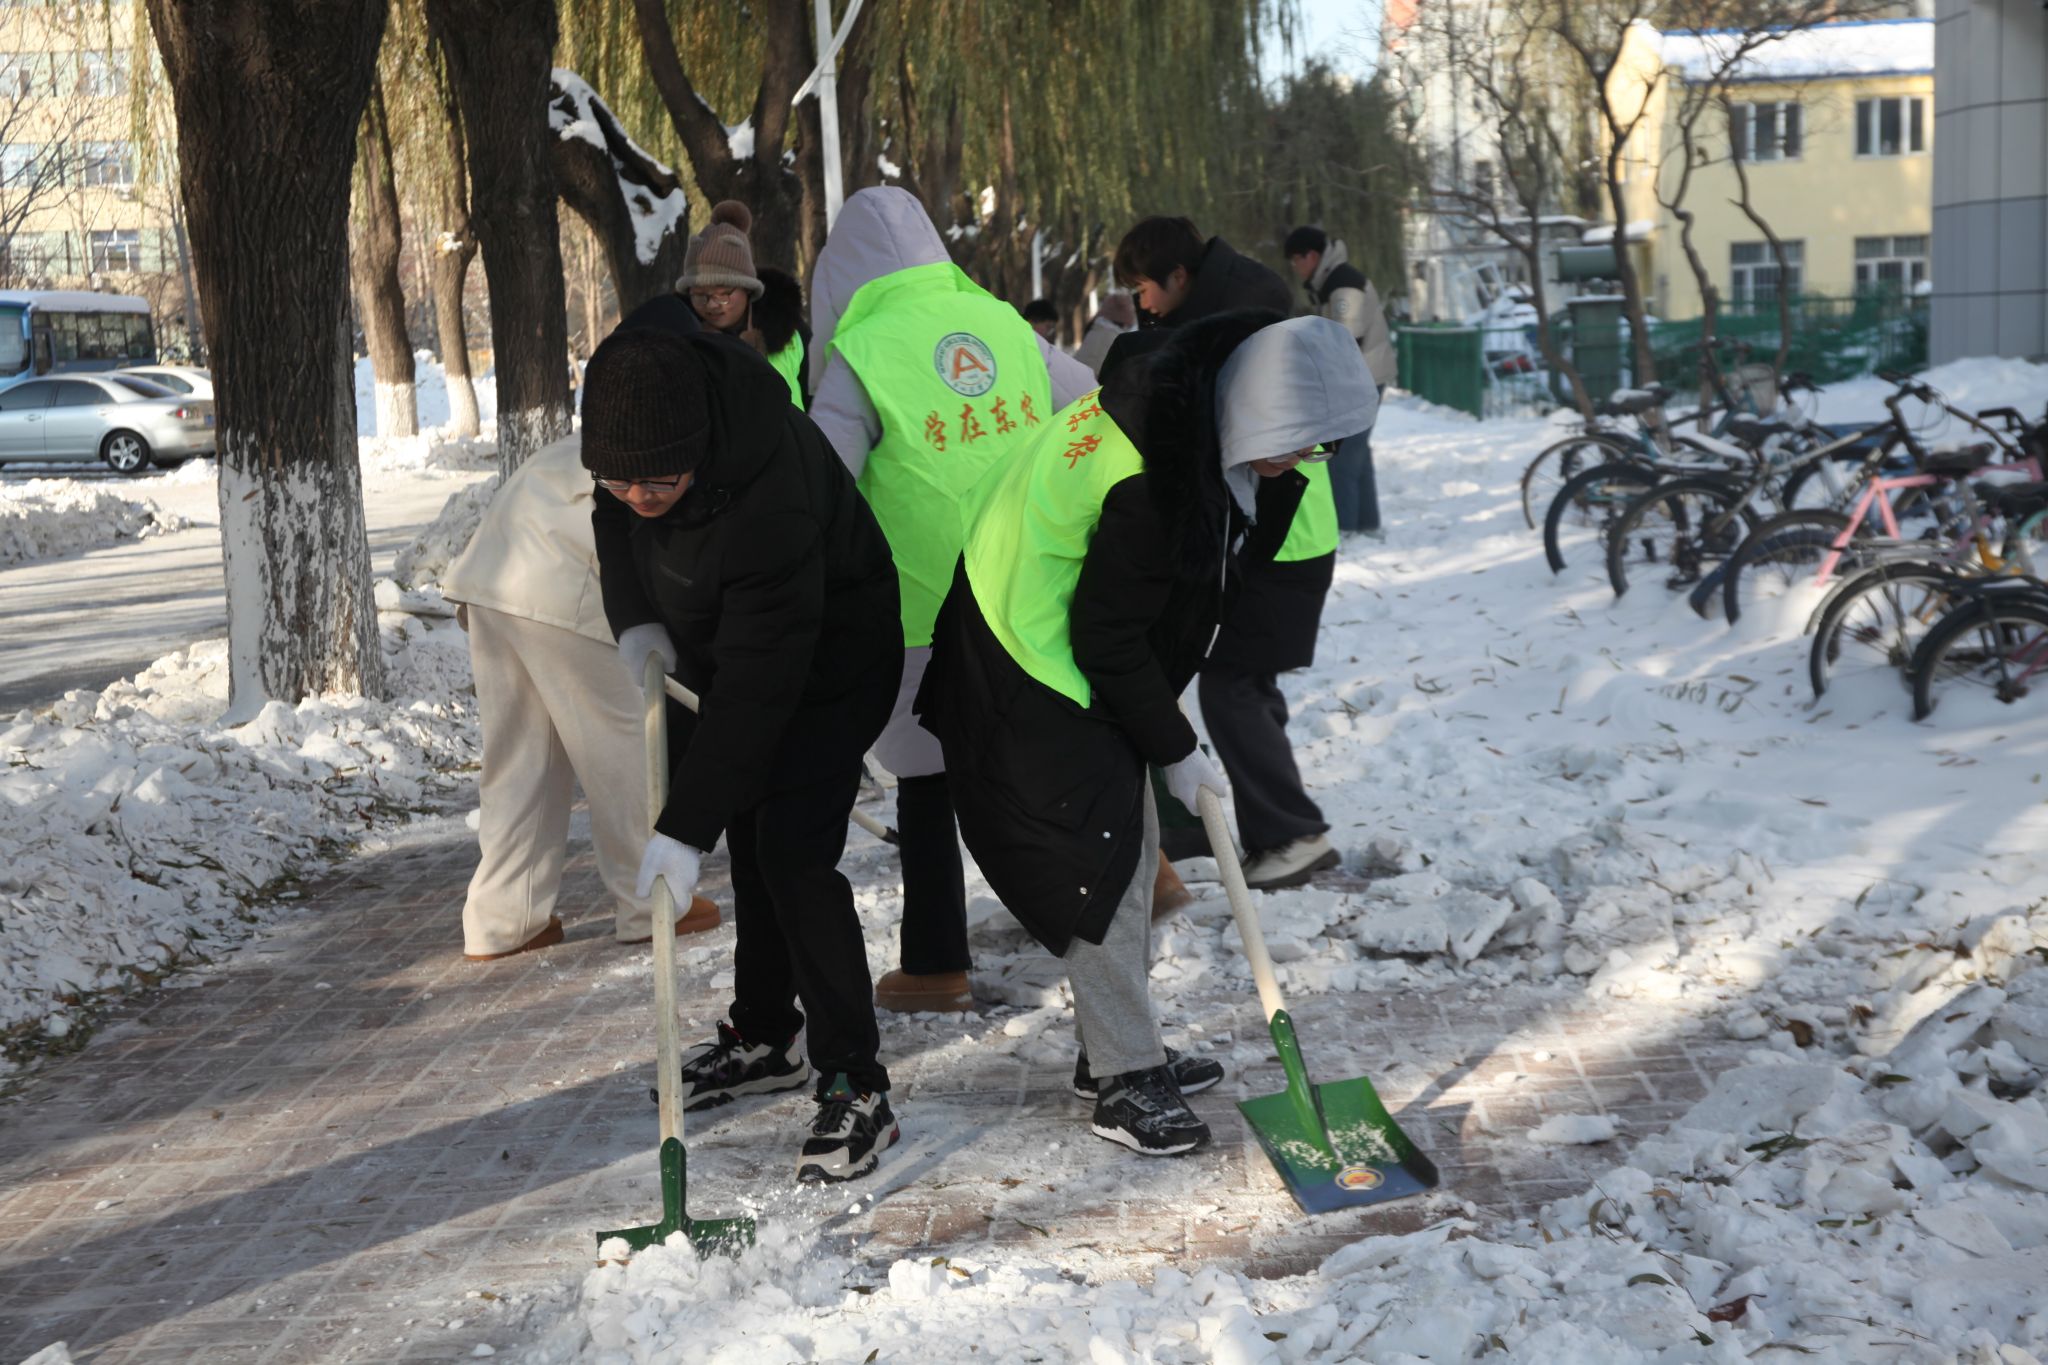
[445,372,481,440]
[215,340,383,723]
[374,380,419,438]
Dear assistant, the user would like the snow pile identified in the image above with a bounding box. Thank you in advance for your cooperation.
[353,351,499,438]
[393,474,501,589]
[0,480,190,568]
[0,595,476,1063]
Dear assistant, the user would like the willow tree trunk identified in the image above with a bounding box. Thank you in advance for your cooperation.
[429,68,482,439]
[352,80,417,437]
[427,0,572,474]
[547,71,689,317]
[145,0,387,714]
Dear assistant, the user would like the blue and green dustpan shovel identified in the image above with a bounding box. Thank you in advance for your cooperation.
[594,659,755,1258]
[1197,790,1440,1213]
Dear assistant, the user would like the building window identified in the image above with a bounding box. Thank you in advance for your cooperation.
[0,52,51,99]
[1857,96,1926,157]
[1730,101,1802,162]
[90,228,140,273]
[1855,234,1929,294]
[78,141,133,188]
[1730,240,1804,304]
[77,51,128,98]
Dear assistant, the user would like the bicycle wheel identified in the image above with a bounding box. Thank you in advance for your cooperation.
[1721,509,1856,625]
[1808,559,1967,699]
[1910,593,2048,720]
[1781,452,1872,511]
[1521,434,1631,530]
[1543,461,1658,575]
[1604,474,1754,599]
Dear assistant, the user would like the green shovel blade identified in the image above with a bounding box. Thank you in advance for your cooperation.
[596,1137,755,1258]
[1239,1011,1440,1215]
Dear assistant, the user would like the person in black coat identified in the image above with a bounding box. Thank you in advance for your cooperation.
[916,312,1377,1158]
[1108,217,1354,890]
[582,325,904,1184]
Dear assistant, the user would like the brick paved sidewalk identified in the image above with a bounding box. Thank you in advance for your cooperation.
[0,812,1751,1364]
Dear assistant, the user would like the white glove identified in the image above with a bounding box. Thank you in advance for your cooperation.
[635,833,701,902]
[618,622,677,688]
[1162,748,1229,812]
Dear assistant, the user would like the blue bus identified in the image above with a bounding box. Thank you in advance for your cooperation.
[0,290,154,382]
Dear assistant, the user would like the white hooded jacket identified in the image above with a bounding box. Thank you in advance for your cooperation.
[1215,316,1381,518]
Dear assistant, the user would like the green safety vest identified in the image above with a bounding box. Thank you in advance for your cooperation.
[1275,460,1339,562]
[765,333,806,409]
[962,389,1144,708]
[828,261,1051,646]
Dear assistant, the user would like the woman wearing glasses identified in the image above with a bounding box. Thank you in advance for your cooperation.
[678,200,811,409]
[584,323,905,1184]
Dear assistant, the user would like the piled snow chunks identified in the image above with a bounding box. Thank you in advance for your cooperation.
[0,479,191,568]
[393,473,501,589]
[0,604,478,1055]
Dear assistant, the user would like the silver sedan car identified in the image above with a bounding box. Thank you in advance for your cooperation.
[0,372,216,473]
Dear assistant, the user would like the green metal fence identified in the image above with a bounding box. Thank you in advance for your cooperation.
[1646,293,1929,390]
[1396,292,1930,420]
[1396,325,1484,417]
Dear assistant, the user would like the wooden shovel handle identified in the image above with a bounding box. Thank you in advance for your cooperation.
[1196,788,1289,1025]
[646,657,686,1148]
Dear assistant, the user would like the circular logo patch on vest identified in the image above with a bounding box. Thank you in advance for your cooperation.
[934,332,998,397]
[1335,1164,1385,1191]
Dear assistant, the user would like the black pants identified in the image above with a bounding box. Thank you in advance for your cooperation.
[895,773,971,974]
[725,761,890,1095]
[1197,667,1328,857]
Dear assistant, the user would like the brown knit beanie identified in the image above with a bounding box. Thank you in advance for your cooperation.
[578,329,711,481]
[677,200,763,297]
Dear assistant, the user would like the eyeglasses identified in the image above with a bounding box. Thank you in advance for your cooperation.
[1300,446,1335,464]
[688,287,742,305]
[595,475,686,493]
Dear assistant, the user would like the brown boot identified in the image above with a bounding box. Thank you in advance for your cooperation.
[465,916,565,961]
[873,968,974,1013]
[1152,852,1194,923]
[617,895,722,943]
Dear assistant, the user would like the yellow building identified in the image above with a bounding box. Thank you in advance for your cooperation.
[0,1,193,346]
[1606,19,1934,322]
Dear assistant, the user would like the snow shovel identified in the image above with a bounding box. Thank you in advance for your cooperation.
[1196,789,1440,1214]
[661,677,897,845]
[595,657,755,1259]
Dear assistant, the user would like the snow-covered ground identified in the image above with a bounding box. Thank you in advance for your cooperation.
[354,351,499,437]
[7,359,2048,1361]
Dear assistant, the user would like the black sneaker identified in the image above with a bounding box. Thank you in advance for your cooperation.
[1091,1064,1211,1156]
[1073,1047,1224,1101]
[650,1020,809,1112]
[796,1073,899,1182]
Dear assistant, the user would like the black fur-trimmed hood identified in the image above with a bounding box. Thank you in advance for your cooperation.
[1098,308,1283,581]
[753,266,808,357]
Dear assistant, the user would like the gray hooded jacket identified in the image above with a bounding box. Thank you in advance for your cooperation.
[808,186,1095,477]
[1215,315,1381,518]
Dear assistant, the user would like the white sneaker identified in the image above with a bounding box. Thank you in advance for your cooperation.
[1241,833,1340,890]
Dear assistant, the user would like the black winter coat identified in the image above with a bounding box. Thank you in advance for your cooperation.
[592,331,902,850]
[917,313,1303,955]
[1104,236,1294,378]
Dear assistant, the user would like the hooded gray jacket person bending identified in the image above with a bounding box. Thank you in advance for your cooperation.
[914,314,1375,1156]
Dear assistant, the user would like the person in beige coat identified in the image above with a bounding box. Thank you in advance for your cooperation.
[440,433,720,959]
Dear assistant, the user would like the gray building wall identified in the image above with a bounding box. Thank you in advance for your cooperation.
[1931,0,2048,362]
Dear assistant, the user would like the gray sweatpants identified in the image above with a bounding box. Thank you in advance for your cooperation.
[1066,785,1167,1078]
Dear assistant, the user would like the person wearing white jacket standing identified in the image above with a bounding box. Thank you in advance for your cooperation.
[440,433,720,959]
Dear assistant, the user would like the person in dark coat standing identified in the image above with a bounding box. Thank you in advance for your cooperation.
[917,312,1376,1157]
[583,325,904,1184]
[1108,217,1357,891]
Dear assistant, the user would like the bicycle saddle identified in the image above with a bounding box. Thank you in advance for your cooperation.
[1724,417,1792,446]
[1920,443,1999,477]
[1597,384,1671,418]
[1977,480,2048,520]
